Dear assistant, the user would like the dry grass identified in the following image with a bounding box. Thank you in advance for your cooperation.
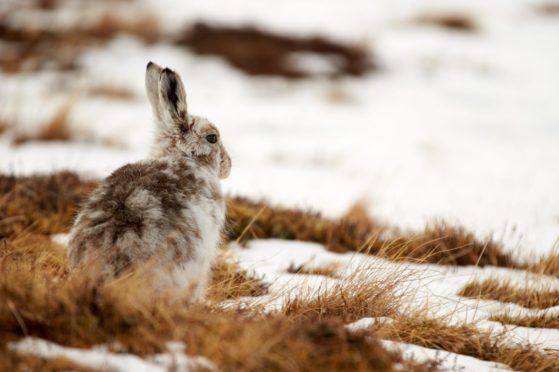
[281,276,402,323]
[207,253,269,302]
[276,282,559,371]
[0,172,97,238]
[490,313,559,329]
[227,197,515,267]
[86,84,136,100]
[0,11,159,73]
[0,119,11,136]
[13,101,74,145]
[176,22,374,79]
[0,172,529,269]
[373,317,559,372]
[528,253,559,278]
[0,351,97,372]
[458,278,559,309]
[536,3,559,15]
[287,262,341,278]
[2,171,558,370]
[0,230,436,371]
[3,171,559,276]
[415,14,478,32]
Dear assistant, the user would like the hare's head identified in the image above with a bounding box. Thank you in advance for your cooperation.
[145,62,231,179]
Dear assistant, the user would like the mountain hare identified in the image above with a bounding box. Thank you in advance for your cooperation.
[68,62,231,301]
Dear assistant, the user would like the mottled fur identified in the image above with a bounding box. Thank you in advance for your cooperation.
[68,62,231,300]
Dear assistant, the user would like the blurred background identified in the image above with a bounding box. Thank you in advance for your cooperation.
[0,0,558,260]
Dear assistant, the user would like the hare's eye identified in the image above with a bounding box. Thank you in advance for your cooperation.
[206,134,218,144]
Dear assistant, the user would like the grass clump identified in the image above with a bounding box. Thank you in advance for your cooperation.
[490,313,559,329]
[175,22,374,79]
[13,101,74,145]
[281,271,402,323]
[0,172,96,238]
[0,231,434,371]
[373,317,559,372]
[287,262,341,278]
[0,351,97,372]
[458,278,559,309]
[528,253,559,278]
[0,8,159,73]
[227,197,515,267]
[0,172,527,269]
[208,253,269,302]
[414,13,478,32]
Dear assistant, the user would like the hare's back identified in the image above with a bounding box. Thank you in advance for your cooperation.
[69,159,214,271]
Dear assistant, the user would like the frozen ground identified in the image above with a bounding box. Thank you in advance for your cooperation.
[1,0,559,370]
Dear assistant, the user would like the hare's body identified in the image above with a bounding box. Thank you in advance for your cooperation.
[68,62,231,300]
[69,157,223,296]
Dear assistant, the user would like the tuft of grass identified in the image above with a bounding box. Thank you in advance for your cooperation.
[87,84,136,100]
[227,197,515,267]
[0,172,97,238]
[0,10,159,73]
[13,101,73,145]
[458,278,559,309]
[207,253,269,302]
[373,316,559,372]
[175,22,374,79]
[0,351,97,372]
[287,262,341,278]
[0,119,11,136]
[536,3,559,15]
[281,272,402,323]
[528,253,559,278]
[415,14,478,32]
[490,313,559,329]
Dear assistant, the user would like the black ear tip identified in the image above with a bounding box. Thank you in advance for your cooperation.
[147,61,154,69]
[161,67,173,74]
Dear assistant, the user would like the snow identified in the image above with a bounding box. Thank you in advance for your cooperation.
[8,337,215,372]
[3,0,559,369]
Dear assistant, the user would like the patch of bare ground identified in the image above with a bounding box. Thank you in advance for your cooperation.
[287,262,341,278]
[458,278,559,309]
[0,231,434,371]
[175,22,375,79]
[414,14,478,32]
[490,313,559,329]
[371,317,559,372]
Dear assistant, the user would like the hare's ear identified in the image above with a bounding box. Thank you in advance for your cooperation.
[158,67,188,129]
[145,61,163,120]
